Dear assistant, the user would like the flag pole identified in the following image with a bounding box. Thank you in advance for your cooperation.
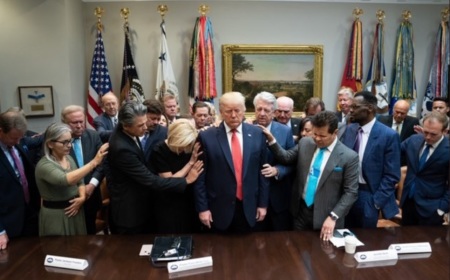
[157,4,168,18]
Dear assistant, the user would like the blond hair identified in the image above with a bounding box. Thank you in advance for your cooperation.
[167,119,197,154]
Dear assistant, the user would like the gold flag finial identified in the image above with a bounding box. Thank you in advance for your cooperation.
[94,7,104,31]
[442,8,449,22]
[199,4,209,16]
[120,8,130,30]
[353,7,364,20]
[157,4,168,19]
[402,10,412,22]
[376,10,385,24]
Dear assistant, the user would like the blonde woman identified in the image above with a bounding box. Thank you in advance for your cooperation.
[35,123,108,236]
[149,119,202,233]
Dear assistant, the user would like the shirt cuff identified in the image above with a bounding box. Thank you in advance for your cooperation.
[89,178,99,187]
[0,230,6,235]
[437,209,444,216]
[268,139,277,145]
[331,211,339,220]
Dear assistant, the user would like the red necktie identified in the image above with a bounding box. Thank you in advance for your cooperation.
[9,147,30,203]
[231,129,243,200]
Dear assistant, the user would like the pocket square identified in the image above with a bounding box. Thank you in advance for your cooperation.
[333,166,343,172]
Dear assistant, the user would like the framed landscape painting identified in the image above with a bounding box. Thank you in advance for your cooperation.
[222,44,323,113]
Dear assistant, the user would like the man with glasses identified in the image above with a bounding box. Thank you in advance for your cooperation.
[274,96,301,142]
[61,105,105,234]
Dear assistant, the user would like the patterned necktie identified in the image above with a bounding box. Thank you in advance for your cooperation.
[9,147,30,203]
[231,129,243,200]
[395,122,401,135]
[72,138,84,167]
[305,147,327,207]
[113,117,118,127]
[141,133,149,149]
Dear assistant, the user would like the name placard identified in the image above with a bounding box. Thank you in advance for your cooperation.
[167,256,213,273]
[44,255,89,270]
[388,242,432,254]
[354,249,398,263]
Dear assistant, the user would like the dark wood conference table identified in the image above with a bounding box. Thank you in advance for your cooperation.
[0,226,448,279]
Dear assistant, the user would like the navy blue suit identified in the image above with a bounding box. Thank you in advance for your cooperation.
[0,144,39,237]
[93,113,115,142]
[263,121,295,230]
[194,122,269,231]
[143,125,167,165]
[341,121,401,228]
[400,135,449,224]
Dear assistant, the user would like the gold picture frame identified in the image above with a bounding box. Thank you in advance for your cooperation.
[222,44,323,115]
[18,86,55,117]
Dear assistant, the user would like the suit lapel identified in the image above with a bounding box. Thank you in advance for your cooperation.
[317,143,341,190]
[0,148,20,183]
[422,138,448,169]
[217,123,234,173]
[242,124,253,179]
[363,123,380,162]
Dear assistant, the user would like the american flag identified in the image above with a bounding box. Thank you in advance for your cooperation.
[87,29,113,129]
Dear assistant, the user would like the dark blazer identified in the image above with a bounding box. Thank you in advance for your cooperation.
[0,144,40,237]
[108,126,187,229]
[70,129,104,234]
[400,135,449,217]
[194,122,269,230]
[270,137,359,230]
[335,111,343,123]
[267,121,295,213]
[93,113,115,142]
[341,121,401,219]
[378,115,419,142]
[274,117,301,140]
[143,125,167,164]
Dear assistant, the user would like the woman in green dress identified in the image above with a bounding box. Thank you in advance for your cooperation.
[35,123,108,236]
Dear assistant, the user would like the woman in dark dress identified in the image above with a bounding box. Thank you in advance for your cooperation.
[149,119,202,234]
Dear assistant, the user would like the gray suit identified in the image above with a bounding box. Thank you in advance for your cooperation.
[269,137,359,230]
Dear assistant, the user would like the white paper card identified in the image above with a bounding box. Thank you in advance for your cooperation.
[388,242,432,254]
[330,229,364,248]
[167,256,213,273]
[44,255,88,270]
[354,249,398,263]
[139,244,153,256]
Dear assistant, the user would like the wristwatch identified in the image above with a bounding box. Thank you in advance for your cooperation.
[329,213,338,221]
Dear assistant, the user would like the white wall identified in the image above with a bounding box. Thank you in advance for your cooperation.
[0,1,446,131]
[0,0,85,132]
[82,1,445,115]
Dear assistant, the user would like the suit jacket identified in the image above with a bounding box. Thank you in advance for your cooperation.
[0,144,40,237]
[70,129,105,233]
[341,121,401,219]
[194,122,269,230]
[267,121,295,213]
[270,137,359,229]
[378,115,419,142]
[400,135,449,217]
[108,126,187,228]
[93,113,115,142]
[274,117,301,140]
[143,125,168,165]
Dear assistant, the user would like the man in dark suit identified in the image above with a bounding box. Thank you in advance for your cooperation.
[335,87,354,124]
[263,111,359,240]
[400,111,449,226]
[0,111,40,250]
[141,99,167,164]
[62,105,105,235]
[194,91,269,233]
[341,91,401,228]
[378,99,419,142]
[274,96,301,142]
[254,92,295,231]
[108,101,202,234]
[93,92,119,142]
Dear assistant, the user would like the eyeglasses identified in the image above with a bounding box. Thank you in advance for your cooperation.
[52,140,72,146]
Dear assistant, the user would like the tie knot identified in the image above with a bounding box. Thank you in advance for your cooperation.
[319,147,327,151]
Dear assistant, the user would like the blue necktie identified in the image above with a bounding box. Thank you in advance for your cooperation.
[409,144,431,198]
[305,147,326,207]
[73,138,84,167]
[141,133,149,150]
